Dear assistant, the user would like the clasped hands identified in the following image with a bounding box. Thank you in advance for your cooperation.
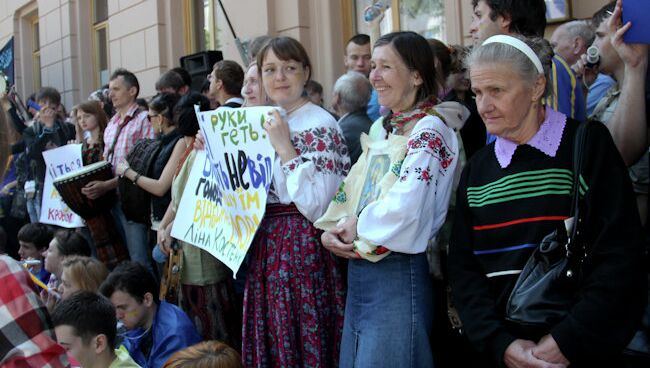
[320,216,361,260]
[504,335,569,368]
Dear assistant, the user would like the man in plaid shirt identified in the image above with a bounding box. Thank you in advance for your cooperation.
[0,255,69,367]
[81,68,154,268]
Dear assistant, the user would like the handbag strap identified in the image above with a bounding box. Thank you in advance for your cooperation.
[566,121,589,269]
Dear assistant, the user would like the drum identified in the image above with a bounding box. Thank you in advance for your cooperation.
[53,161,116,219]
[53,161,129,269]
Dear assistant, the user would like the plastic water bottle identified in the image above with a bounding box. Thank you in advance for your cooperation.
[364,1,389,22]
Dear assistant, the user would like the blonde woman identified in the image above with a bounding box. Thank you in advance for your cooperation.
[59,255,108,299]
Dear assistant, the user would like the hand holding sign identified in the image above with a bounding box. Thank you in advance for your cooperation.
[263,109,297,164]
[171,106,276,274]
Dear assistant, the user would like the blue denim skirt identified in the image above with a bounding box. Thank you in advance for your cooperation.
[339,252,434,368]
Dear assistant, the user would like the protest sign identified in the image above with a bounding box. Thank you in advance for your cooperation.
[39,144,85,228]
[171,106,276,274]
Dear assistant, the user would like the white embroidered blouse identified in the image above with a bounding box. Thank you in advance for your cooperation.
[268,102,351,223]
[357,114,459,254]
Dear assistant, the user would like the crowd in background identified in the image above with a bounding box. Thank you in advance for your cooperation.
[0,0,649,367]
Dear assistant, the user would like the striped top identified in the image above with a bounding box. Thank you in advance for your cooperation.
[448,118,646,366]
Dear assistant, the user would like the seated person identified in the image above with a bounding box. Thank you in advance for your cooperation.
[52,291,141,368]
[41,230,91,308]
[99,262,201,368]
[17,223,52,286]
[0,255,69,367]
[162,341,242,368]
[59,256,109,300]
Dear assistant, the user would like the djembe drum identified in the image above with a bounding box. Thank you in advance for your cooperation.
[53,161,129,269]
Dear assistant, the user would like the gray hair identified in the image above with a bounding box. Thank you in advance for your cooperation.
[333,71,372,113]
[562,20,595,47]
[466,35,554,99]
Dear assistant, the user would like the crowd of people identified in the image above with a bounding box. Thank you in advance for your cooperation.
[0,0,649,367]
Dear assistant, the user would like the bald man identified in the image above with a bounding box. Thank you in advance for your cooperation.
[551,20,615,116]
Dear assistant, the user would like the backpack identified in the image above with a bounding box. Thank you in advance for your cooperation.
[119,138,162,224]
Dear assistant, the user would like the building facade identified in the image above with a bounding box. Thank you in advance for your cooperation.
[0,0,608,109]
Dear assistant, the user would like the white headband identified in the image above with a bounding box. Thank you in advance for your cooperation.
[482,35,544,74]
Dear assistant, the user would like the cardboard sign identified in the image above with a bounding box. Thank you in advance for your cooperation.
[39,144,85,228]
[171,106,276,274]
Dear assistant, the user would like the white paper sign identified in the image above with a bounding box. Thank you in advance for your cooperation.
[39,144,85,228]
[171,106,276,274]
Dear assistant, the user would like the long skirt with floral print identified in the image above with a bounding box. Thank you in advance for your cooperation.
[242,203,346,368]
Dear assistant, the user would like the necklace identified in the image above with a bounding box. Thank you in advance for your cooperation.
[285,98,309,115]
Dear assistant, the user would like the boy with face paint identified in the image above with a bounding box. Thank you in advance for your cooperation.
[99,262,200,368]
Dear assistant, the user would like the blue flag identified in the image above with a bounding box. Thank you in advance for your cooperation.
[0,37,14,85]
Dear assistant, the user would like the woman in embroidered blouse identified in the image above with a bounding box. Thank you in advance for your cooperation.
[447,35,645,367]
[241,36,349,368]
[318,31,466,367]
[75,100,108,165]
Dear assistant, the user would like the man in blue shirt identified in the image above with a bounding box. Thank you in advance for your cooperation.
[99,262,200,368]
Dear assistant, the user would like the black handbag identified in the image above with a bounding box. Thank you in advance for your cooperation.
[505,122,588,331]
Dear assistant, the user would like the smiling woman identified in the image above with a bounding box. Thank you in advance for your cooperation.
[317,31,469,367]
[241,36,350,368]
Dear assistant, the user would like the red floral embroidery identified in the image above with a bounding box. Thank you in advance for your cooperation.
[398,166,433,185]
[326,159,334,171]
[304,132,314,145]
[407,127,454,173]
[288,127,351,175]
[374,246,390,255]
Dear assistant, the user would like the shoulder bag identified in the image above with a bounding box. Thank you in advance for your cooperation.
[505,122,588,331]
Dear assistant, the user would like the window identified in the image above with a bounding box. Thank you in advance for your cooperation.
[31,16,41,91]
[350,0,446,41]
[92,0,109,87]
[398,0,445,40]
[184,0,221,53]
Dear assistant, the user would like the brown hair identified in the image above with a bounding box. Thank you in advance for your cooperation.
[213,60,244,96]
[77,100,109,135]
[62,256,108,293]
[256,36,312,82]
[162,341,243,368]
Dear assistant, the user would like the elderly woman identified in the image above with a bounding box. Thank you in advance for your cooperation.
[242,36,350,367]
[447,35,645,367]
[318,31,467,367]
